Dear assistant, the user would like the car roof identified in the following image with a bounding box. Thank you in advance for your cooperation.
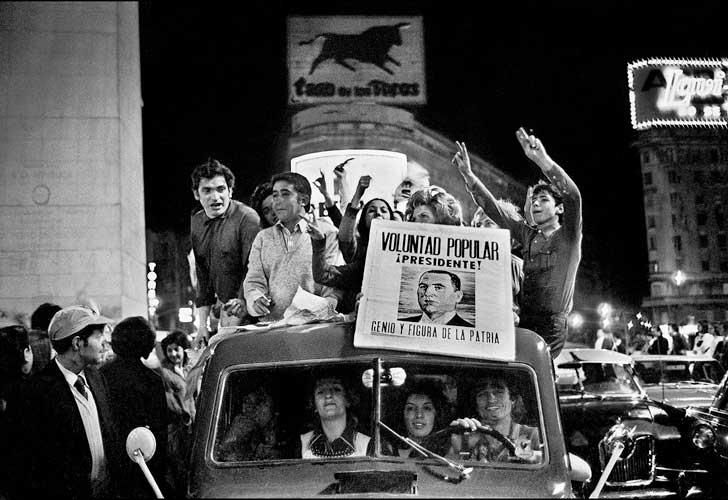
[631,354,716,362]
[205,321,550,368]
[555,348,632,366]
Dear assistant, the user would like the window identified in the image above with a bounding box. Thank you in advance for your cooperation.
[649,236,657,251]
[711,170,722,183]
[645,195,654,209]
[649,261,659,273]
[668,171,679,183]
[696,194,705,205]
[671,214,677,227]
[694,171,704,184]
[670,192,680,204]
[718,233,727,250]
[702,261,711,271]
[697,212,708,226]
[642,151,650,164]
[673,236,682,252]
[710,149,720,163]
[643,172,653,185]
[647,215,656,229]
[720,261,728,272]
[715,206,725,226]
[699,234,709,248]
[651,281,664,295]
[211,361,545,466]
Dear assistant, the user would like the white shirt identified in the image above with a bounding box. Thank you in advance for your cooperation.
[275,219,308,251]
[55,359,107,486]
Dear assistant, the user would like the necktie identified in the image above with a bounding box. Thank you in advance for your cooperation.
[75,375,88,400]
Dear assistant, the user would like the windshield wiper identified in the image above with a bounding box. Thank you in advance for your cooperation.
[377,421,473,483]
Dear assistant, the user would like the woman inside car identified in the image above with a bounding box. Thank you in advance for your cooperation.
[298,373,370,458]
[449,375,541,463]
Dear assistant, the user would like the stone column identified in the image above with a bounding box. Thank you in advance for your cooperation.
[0,2,146,319]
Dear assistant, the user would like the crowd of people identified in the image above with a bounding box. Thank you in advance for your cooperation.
[0,128,578,498]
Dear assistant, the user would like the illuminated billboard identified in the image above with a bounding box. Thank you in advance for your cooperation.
[628,58,728,129]
[287,16,426,105]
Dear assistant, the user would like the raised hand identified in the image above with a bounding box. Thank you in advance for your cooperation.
[452,141,473,177]
[350,175,372,207]
[515,127,551,167]
[304,214,326,241]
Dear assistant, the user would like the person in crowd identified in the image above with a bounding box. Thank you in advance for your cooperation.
[101,316,169,497]
[299,373,370,458]
[449,375,541,463]
[190,158,261,346]
[0,322,34,500]
[18,305,121,498]
[399,270,474,326]
[647,325,671,354]
[244,172,341,321]
[669,323,690,355]
[337,175,394,263]
[693,321,716,356]
[405,185,463,226]
[384,380,451,458]
[594,328,618,350]
[452,128,582,358]
[217,386,281,461]
[28,302,60,374]
[159,330,195,495]
[250,181,278,228]
[471,206,524,325]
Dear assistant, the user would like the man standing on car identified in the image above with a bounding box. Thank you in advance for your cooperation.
[452,128,582,358]
[190,158,260,346]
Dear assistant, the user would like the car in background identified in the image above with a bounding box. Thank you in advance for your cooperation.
[685,369,728,497]
[631,354,725,410]
[555,348,709,498]
[185,322,589,497]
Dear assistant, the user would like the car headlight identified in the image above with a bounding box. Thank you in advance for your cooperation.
[691,425,716,449]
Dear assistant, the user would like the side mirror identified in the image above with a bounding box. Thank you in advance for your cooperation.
[126,427,164,498]
[568,452,591,483]
[362,367,407,388]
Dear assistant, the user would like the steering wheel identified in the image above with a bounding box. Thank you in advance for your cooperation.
[427,422,517,457]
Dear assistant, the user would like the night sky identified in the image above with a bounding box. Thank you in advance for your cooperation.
[138,2,727,312]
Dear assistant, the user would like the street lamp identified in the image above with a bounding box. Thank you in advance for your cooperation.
[673,270,686,287]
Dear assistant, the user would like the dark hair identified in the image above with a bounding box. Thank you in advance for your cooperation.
[396,379,447,436]
[420,270,461,292]
[190,158,235,192]
[111,316,156,359]
[30,303,61,331]
[250,181,275,228]
[51,324,101,355]
[161,330,191,365]
[531,181,563,206]
[356,198,394,241]
[470,374,526,422]
[271,172,312,211]
[405,186,463,226]
[0,325,30,380]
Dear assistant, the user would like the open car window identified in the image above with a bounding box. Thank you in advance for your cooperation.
[211,359,545,467]
[557,362,640,396]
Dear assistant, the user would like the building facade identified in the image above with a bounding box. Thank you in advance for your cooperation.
[636,128,728,323]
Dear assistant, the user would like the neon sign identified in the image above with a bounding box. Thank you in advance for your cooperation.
[628,58,728,129]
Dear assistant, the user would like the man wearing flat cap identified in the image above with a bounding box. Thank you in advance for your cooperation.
[16,305,122,499]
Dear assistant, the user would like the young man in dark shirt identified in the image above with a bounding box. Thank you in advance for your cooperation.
[190,159,260,346]
[452,128,582,358]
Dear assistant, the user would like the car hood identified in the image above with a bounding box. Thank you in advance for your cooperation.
[642,383,718,410]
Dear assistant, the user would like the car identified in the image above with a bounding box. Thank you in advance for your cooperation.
[184,321,590,497]
[685,369,728,497]
[555,348,710,498]
[631,354,725,410]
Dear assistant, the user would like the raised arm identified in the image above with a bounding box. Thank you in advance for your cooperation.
[338,175,371,262]
[451,141,524,233]
[515,127,582,238]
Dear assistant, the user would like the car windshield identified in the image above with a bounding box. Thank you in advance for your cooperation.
[211,359,545,467]
[556,362,640,396]
[634,360,725,384]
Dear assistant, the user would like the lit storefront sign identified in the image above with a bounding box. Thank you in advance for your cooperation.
[628,58,728,129]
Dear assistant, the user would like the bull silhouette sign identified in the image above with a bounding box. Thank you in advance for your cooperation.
[288,16,426,105]
[299,22,410,75]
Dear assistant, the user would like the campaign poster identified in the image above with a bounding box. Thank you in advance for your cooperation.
[355,219,515,360]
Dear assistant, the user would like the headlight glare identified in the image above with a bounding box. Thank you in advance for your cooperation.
[691,425,715,449]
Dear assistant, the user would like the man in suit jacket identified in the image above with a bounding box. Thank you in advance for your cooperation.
[399,270,474,327]
[17,306,121,499]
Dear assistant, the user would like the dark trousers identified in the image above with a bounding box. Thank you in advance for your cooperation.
[520,312,568,359]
